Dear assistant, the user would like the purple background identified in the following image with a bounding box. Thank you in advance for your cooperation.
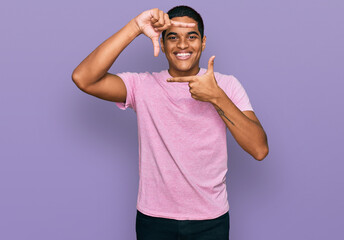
[1,0,343,239]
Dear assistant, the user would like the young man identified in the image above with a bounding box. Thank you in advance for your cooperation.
[72,5,268,240]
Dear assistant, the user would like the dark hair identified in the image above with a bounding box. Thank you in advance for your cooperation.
[162,5,204,42]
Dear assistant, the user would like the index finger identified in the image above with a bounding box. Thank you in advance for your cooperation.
[170,20,196,28]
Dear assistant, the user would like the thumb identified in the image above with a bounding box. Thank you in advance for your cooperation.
[151,36,160,57]
[207,55,215,73]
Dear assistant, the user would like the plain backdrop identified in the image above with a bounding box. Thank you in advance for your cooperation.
[1,0,343,239]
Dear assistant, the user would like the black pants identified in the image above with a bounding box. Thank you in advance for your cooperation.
[136,210,230,240]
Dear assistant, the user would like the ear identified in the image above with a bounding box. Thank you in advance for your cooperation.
[201,35,206,51]
[160,38,165,53]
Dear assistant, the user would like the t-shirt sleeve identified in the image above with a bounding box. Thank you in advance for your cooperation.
[225,75,254,112]
[114,72,140,111]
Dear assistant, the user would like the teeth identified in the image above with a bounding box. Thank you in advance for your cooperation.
[176,53,191,57]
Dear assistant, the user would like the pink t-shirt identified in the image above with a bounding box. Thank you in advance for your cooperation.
[115,68,253,220]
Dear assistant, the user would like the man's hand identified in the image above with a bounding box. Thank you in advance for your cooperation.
[134,8,196,57]
[166,56,222,103]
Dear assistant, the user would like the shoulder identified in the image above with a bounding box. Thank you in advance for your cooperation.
[120,70,169,79]
[213,71,250,98]
[151,69,169,78]
[117,71,152,80]
[213,71,238,87]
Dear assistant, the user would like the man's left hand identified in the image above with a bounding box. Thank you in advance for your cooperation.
[166,56,222,103]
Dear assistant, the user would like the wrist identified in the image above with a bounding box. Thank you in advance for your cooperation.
[210,86,225,106]
[128,18,142,37]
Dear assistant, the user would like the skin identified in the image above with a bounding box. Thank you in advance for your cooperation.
[160,16,206,77]
[71,8,269,160]
[71,8,195,100]
[159,16,269,161]
[167,55,269,160]
[135,9,196,57]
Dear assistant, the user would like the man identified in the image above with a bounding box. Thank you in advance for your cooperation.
[72,5,268,240]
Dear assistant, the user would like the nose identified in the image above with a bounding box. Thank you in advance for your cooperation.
[177,37,189,49]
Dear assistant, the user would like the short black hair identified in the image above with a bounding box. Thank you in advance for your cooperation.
[162,5,204,42]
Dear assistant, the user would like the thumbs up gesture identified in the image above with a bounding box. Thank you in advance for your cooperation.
[134,8,196,57]
[166,56,222,103]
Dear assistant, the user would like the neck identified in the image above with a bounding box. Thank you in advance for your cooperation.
[168,66,201,77]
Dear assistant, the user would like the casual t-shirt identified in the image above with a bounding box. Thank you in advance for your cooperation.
[115,68,253,220]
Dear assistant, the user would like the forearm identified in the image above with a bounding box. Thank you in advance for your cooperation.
[211,88,268,160]
[72,19,141,88]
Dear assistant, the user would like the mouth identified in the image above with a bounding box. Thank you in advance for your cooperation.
[174,52,192,60]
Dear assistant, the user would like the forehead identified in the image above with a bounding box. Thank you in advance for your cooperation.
[166,16,199,35]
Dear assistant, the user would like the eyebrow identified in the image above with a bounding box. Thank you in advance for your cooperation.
[166,31,200,37]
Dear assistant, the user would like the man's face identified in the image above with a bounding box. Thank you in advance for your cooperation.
[160,16,206,77]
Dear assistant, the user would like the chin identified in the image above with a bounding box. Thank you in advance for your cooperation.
[176,66,192,72]
[173,62,195,70]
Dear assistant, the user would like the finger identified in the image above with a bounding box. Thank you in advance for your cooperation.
[166,76,195,82]
[154,14,171,31]
[152,10,165,28]
[151,36,160,57]
[154,20,171,32]
[191,93,198,100]
[207,55,215,73]
[158,10,165,26]
[171,20,196,28]
[164,13,172,28]
[150,8,159,24]
[154,26,167,32]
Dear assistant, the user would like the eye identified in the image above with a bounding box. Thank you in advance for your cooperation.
[189,35,197,39]
[168,36,177,40]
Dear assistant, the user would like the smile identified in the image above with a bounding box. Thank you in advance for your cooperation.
[174,52,192,60]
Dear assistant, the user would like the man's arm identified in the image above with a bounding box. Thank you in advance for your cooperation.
[211,89,269,161]
[166,56,269,161]
[71,8,195,102]
[71,18,141,102]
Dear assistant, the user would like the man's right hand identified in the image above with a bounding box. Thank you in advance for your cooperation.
[134,8,196,57]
